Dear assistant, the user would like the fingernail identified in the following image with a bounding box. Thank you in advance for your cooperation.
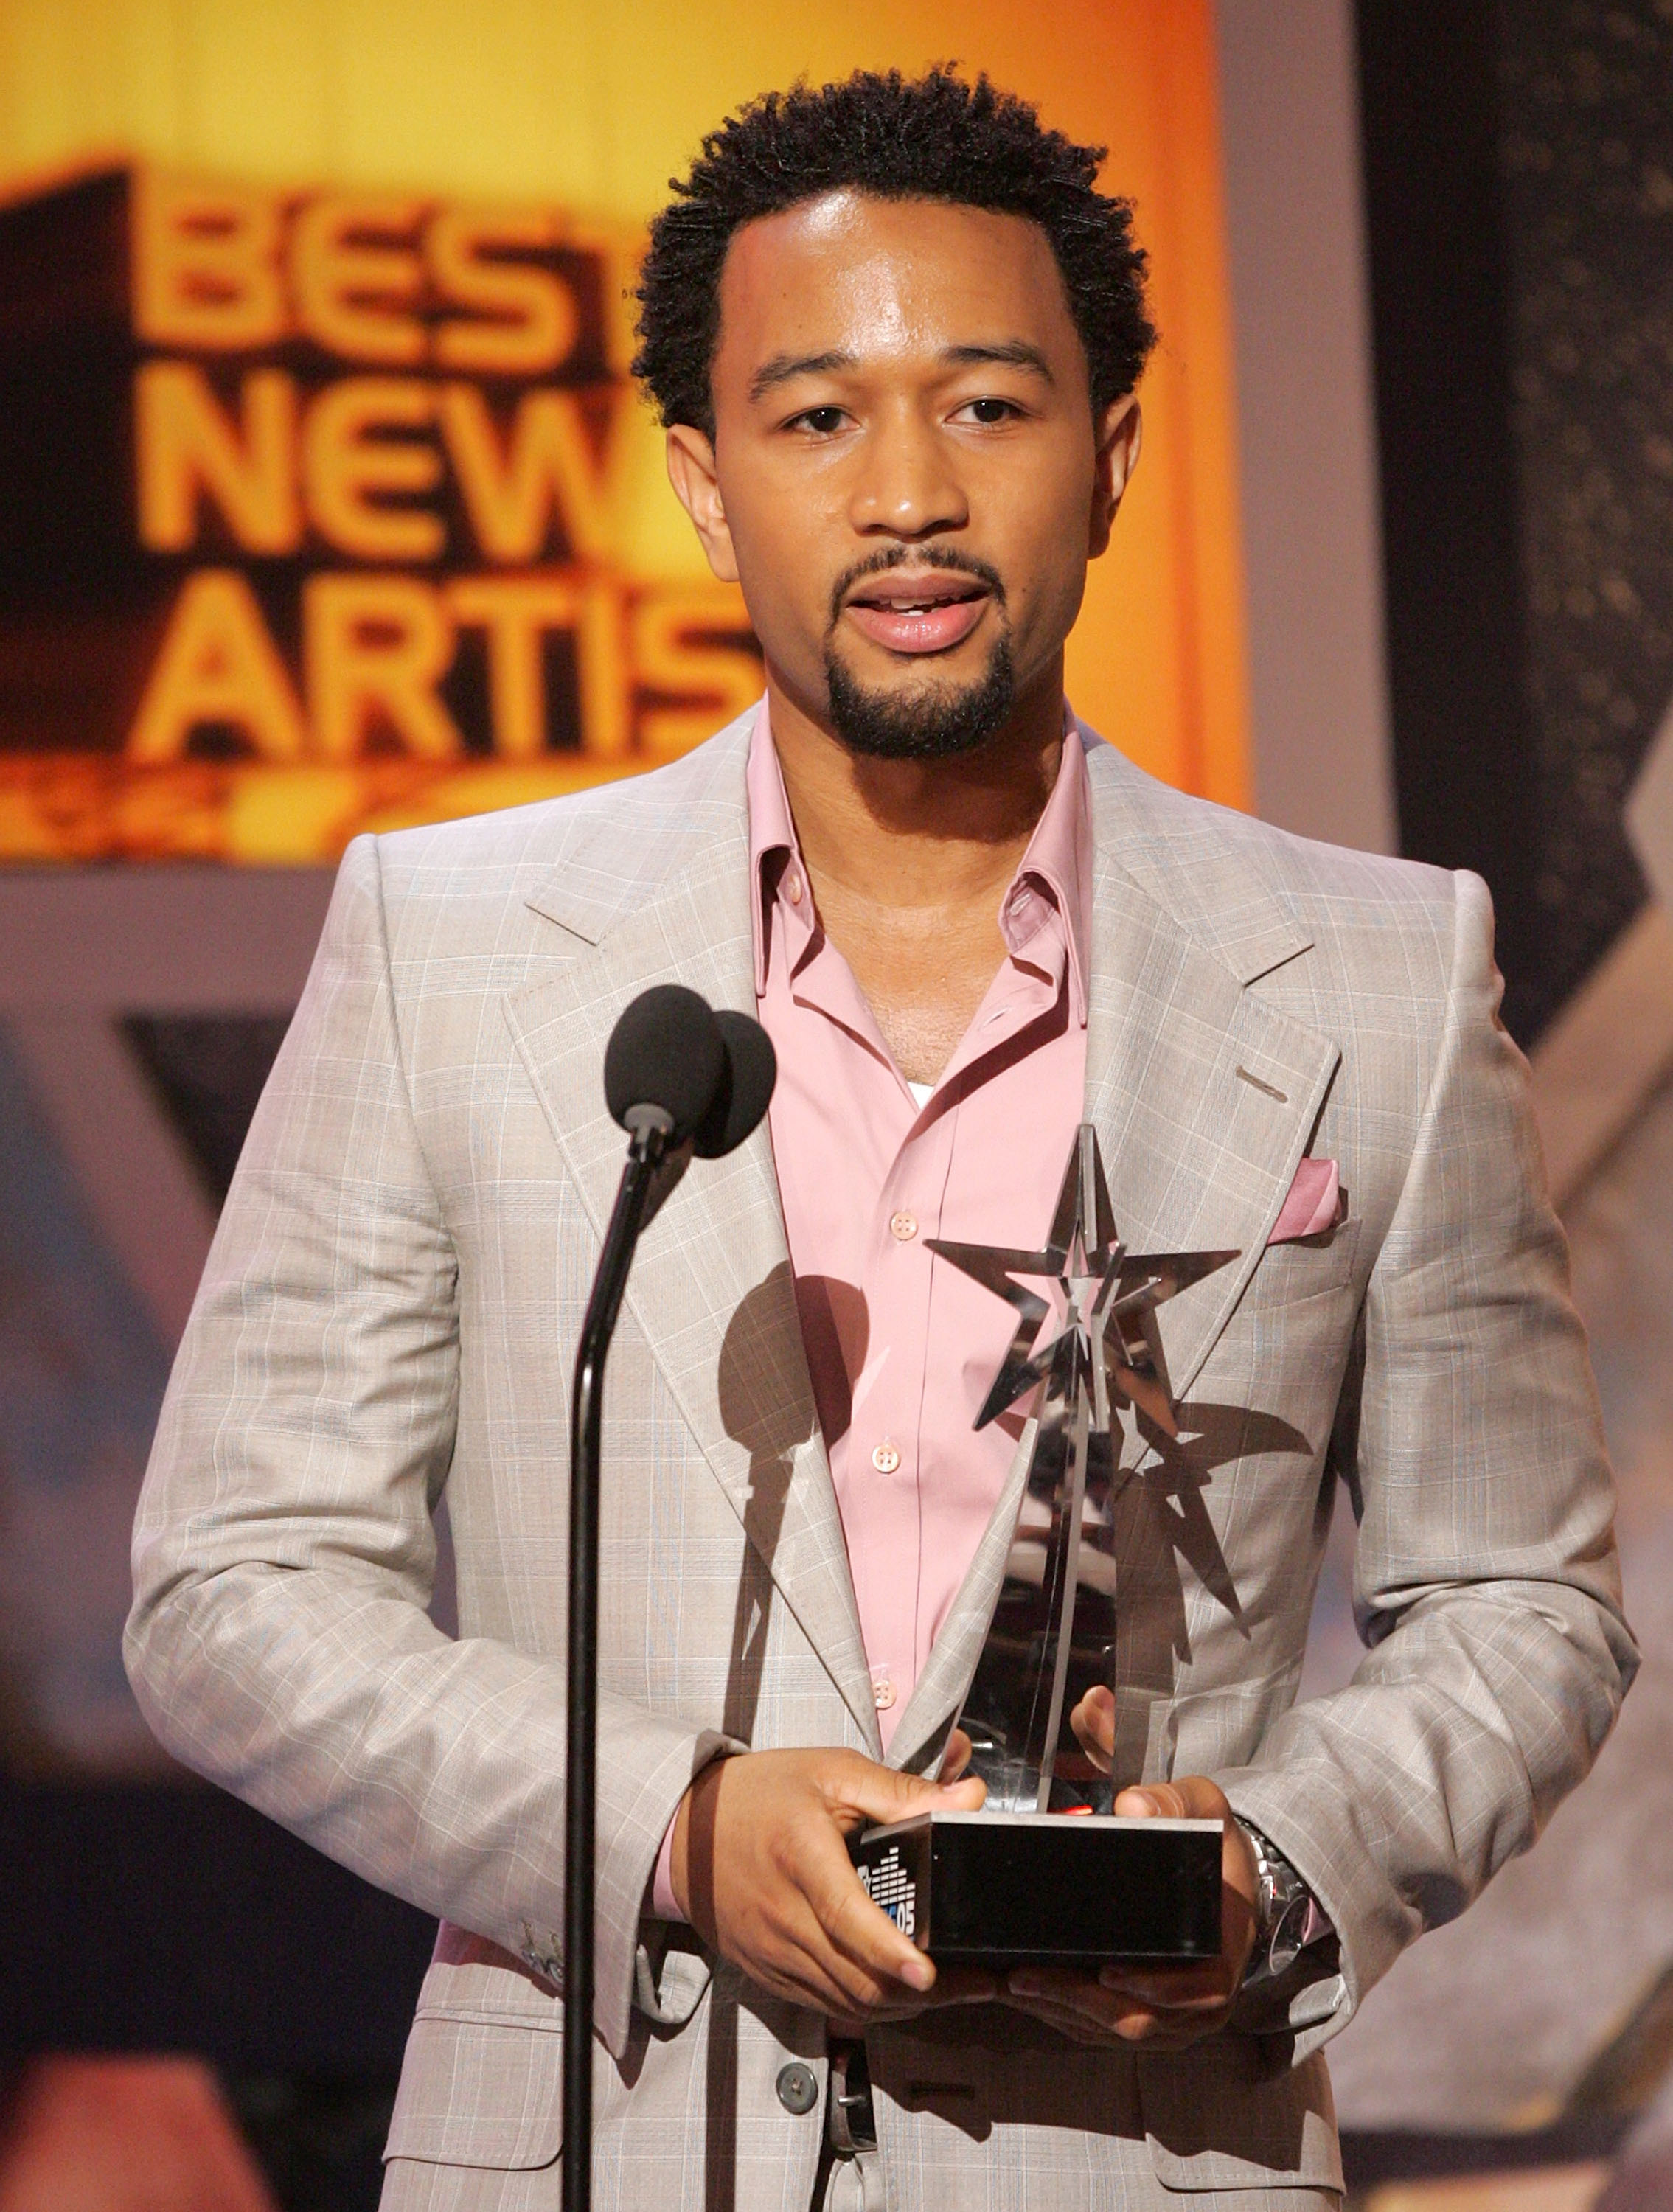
[900,1957,933,1992]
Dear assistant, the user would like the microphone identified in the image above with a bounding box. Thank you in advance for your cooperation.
[695,1009,779,1159]
[602,982,726,1147]
[564,990,775,2212]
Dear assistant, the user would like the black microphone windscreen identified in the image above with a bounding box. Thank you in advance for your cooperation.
[603,985,725,1141]
[692,1011,778,1159]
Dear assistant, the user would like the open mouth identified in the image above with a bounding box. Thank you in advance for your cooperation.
[842,572,993,656]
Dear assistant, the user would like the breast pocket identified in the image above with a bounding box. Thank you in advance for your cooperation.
[1251,1218,1363,1310]
[383,2009,563,2173]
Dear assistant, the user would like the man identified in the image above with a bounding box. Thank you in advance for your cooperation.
[128,66,1635,2212]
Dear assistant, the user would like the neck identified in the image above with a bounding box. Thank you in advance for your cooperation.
[763,655,1067,907]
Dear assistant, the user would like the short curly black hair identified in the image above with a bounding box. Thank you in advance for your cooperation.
[633,66,1157,439]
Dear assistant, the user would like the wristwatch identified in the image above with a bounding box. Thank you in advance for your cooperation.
[1239,1821,1316,1987]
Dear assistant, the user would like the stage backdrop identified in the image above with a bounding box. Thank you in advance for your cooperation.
[0,0,1247,865]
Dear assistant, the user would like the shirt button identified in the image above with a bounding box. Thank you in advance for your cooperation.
[889,1210,917,1242]
[871,1441,901,1475]
[872,1672,897,1711]
[776,2061,819,2115]
[785,870,804,905]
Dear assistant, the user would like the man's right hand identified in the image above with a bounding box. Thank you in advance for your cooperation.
[669,1746,989,2021]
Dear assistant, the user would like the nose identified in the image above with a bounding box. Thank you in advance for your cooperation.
[846,403,967,540]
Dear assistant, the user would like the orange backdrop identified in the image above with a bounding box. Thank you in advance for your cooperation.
[0,0,1248,861]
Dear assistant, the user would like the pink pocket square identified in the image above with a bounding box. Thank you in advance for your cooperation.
[1267,1156,1341,1245]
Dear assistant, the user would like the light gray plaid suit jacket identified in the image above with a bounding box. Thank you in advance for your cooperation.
[127,711,1635,2211]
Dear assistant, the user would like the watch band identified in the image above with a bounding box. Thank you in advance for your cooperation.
[1239,1820,1318,1986]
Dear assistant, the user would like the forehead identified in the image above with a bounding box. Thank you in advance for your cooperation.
[714,189,1078,372]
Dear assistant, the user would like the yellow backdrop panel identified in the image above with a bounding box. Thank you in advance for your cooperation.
[0,0,1248,859]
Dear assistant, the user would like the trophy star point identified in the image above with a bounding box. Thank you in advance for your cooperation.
[927,1128,1242,1439]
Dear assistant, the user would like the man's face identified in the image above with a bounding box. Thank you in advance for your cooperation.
[667,189,1138,759]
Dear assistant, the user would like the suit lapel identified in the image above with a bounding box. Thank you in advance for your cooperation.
[503,763,877,1750]
[1081,752,1341,1401]
[889,750,1340,1770]
[888,925,1335,1776]
[886,1417,1036,1775]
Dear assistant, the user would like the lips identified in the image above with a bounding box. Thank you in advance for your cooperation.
[843,574,992,656]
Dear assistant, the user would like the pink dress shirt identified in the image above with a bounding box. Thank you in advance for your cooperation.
[746,703,1093,1743]
[651,706,1089,1918]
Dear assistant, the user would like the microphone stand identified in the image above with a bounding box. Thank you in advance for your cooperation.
[563,1106,672,2212]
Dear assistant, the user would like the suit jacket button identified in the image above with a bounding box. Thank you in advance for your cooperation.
[776,2061,819,2116]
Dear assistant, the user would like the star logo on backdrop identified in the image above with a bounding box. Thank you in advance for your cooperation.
[927,1124,1239,1440]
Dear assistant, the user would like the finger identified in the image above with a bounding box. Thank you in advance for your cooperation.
[1098,1964,1232,2001]
[939,1728,974,1782]
[762,1955,933,2023]
[1068,1687,1116,1772]
[1114,1776,1233,1823]
[742,1930,879,2019]
[1000,1997,1109,2046]
[779,1892,930,2012]
[1009,1967,1105,2007]
[1006,1983,1229,2049]
[821,1861,936,1994]
[735,1758,971,2014]
[1007,1968,1134,2031]
[805,1759,986,1992]
[1099,1973,1234,2014]
[1166,1775,1233,1820]
[824,1750,987,1832]
[754,1894,931,2019]
[1111,1776,1257,1978]
[737,1837,931,2018]
[799,1823,937,1994]
[1113,1780,1191,1820]
[912,1964,999,2009]
[1009,1967,1201,2027]
[828,1970,998,2035]
[1002,1985,1160,2045]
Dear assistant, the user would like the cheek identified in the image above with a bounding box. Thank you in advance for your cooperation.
[714,500,841,675]
[1006,518,1093,652]
[983,443,1096,618]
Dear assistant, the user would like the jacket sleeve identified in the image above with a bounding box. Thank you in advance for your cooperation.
[125,834,728,2059]
[1220,868,1639,2056]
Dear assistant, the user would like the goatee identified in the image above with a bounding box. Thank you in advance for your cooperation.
[825,639,1017,762]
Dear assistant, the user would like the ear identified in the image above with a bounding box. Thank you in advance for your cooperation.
[1088,395,1143,560]
[665,424,740,583]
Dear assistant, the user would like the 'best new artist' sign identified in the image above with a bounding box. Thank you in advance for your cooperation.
[0,167,759,862]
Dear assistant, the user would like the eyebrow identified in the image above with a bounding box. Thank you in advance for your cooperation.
[942,341,1055,383]
[748,350,855,403]
[746,338,1056,405]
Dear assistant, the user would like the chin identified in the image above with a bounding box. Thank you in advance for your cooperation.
[825,639,1016,762]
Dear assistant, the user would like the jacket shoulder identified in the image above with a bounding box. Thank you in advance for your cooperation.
[345,709,756,931]
[1083,732,1465,995]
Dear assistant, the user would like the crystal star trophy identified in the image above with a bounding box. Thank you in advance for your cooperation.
[850,1124,1235,1969]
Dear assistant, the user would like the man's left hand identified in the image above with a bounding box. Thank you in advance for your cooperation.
[1001,1692,1258,2048]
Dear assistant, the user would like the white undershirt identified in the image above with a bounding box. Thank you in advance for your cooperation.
[906,1080,934,1108]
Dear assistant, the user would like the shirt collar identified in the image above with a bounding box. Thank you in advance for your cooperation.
[1001,708,1092,1026]
[745,695,1093,1025]
[745,696,812,995]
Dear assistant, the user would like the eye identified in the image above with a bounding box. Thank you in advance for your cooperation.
[789,405,847,434]
[956,397,1023,426]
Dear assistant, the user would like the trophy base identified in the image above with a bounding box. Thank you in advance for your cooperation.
[850,1810,1223,1969]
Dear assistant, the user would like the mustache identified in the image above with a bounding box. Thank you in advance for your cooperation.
[827,545,1008,631]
